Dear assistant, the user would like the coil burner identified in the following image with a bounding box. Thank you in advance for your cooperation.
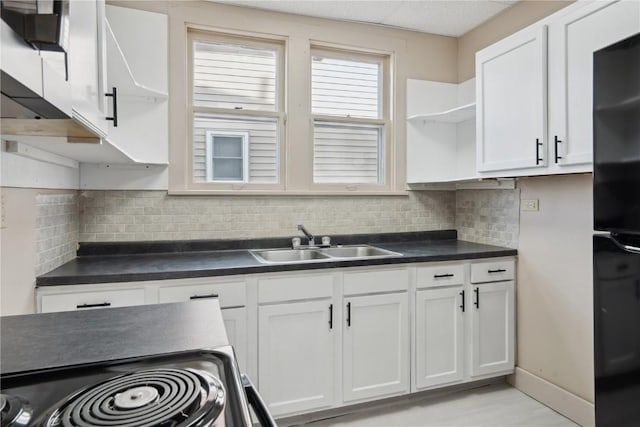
[38,368,225,427]
[0,394,33,427]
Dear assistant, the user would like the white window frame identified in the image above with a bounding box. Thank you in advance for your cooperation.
[205,130,250,183]
[187,30,286,191]
[310,45,391,188]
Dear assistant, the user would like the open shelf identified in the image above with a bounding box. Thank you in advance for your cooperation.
[407,103,476,123]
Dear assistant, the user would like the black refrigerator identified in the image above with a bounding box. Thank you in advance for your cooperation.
[593,32,640,427]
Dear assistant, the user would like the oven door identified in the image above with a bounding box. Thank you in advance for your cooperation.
[241,374,277,427]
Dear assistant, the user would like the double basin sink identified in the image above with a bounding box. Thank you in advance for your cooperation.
[250,245,402,264]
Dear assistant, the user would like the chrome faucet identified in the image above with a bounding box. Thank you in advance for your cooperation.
[297,224,315,246]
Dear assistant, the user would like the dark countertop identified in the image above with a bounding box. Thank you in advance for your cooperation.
[37,231,517,286]
[0,300,228,375]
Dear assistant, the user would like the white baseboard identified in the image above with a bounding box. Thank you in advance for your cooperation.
[509,367,594,426]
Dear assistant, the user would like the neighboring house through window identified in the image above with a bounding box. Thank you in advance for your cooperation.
[189,31,284,187]
[205,131,249,182]
[185,28,393,193]
[311,47,389,185]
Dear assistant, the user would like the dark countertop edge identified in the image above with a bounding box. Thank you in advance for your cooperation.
[36,248,517,286]
[76,230,458,256]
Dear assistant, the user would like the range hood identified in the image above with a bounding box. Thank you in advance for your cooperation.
[1,70,68,119]
[1,0,71,120]
[0,7,98,141]
[1,0,69,53]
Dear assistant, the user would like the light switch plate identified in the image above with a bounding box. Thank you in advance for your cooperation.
[522,199,539,212]
[0,192,5,228]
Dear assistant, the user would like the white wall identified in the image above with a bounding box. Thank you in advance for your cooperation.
[514,174,594,425]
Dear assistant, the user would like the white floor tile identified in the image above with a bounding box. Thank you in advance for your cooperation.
[302,383,578,427]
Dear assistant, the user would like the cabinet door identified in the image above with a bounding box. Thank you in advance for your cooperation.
[343,293,409,402]
[548,0,640,169]
[470,281,515,377]
[105,5,168,164]
[476,25,547,172]
[222,307,247,373]
[69,0,108,136]
[258,300,334,417]
[415,287,465,390]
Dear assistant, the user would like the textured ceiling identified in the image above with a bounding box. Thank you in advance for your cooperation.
[209,0,519,37]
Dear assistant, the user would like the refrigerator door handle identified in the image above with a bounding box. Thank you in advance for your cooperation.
[610,235,640,254]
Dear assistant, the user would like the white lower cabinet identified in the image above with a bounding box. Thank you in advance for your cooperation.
[36,257,516,419]
[415,287,465,389]
[40,288,146,313]
[221,307,248,372]
[343,292,409,402]
[469,281,515,377]
[258,300,335,416]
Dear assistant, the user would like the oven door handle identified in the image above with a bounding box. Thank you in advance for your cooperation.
[241,374,277,427]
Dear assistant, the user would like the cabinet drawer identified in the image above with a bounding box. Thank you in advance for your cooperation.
[258,273,333,303]
[417,264,465,288]
[471,259,515,283]
[343,268,408,295]
[40,288,145,313]
[158,281,246,308]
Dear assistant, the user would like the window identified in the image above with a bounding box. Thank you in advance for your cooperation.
[178,25,398,194]
[189,32,284,187]
[206,131,249,182]
[311,48,389,185]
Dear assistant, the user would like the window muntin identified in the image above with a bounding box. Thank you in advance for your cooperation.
[311,48,388,185]
[189,32,284,188]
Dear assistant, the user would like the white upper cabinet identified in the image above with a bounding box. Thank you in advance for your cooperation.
[476,25,548,173]
[69,0,109,137]
[104,5,169,164]
[476,0,640,177]
[548,0,640,170]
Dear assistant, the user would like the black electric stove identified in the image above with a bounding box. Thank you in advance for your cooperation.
[0,301,274,427]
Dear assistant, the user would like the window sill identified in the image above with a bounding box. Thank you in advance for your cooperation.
[167,189,410,197]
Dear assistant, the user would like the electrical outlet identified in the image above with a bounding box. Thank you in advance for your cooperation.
[522,199,539,212]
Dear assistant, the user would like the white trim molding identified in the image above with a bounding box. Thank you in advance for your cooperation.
[509,367,594,427]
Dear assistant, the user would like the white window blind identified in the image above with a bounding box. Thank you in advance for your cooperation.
[311,50,386,185]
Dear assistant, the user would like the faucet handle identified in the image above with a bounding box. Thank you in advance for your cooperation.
[321,236,331,246]
[292,237,301,248]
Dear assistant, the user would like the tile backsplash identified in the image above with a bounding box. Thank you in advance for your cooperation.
[78,190,457,242]
[35,193,79,275]
[455,188,520,248]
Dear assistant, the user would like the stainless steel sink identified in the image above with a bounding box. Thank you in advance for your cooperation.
[250,245,401,264]
[319,245,401,258]
[251,249,331,264]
